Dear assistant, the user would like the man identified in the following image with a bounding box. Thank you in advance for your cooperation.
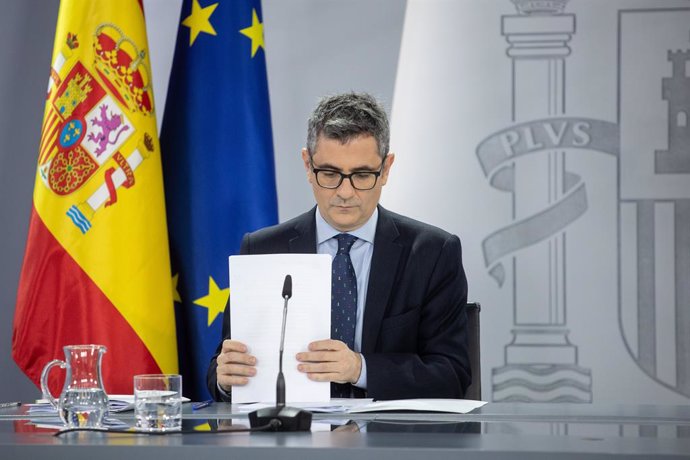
[207,93,470,401]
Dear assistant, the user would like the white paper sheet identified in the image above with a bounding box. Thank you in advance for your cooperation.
[348,399,487,414]
[229,254,332,404]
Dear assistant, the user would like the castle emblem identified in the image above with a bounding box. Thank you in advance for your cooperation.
[655,50,690,174]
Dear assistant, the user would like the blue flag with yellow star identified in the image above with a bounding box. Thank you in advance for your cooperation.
[160,0,278,400]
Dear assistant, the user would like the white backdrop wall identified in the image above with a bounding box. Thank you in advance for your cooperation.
[386,0,690,405]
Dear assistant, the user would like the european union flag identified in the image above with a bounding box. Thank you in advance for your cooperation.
[160,0,278,400]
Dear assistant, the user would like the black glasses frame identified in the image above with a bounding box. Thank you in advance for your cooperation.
[310,160,385,191]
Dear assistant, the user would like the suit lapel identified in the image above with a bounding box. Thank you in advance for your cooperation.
[288,207,317,254]
[361,206,402,354]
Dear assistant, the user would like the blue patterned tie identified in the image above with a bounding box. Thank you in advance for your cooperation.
[331,233,358,398]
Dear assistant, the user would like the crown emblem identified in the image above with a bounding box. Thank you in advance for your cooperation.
[92,23,153,115]
[511,0,568,15]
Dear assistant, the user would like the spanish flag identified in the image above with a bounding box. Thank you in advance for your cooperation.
[12,0,177,395]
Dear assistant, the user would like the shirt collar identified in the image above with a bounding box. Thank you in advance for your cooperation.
[316,207,379,245]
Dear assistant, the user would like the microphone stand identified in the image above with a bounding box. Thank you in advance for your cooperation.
[248,275,312,431]
[276,291,288,407]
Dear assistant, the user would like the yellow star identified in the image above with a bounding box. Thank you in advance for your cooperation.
[239,9,265,58]
[172,273,182,303]
[193,276,229,327]
[181,0,219,46]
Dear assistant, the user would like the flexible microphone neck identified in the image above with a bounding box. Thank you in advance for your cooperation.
[277,275,292,408]
[279,296,288,373]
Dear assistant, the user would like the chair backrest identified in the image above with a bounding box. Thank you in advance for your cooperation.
[464,302,481,400]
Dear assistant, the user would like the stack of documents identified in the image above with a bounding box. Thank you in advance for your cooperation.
[29,394,191,414]
[234,398,374,414]
[26,394,182,430]
[29,394,136,414]
[235,398,486,414]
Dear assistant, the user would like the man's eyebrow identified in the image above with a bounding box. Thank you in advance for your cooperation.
[312,162,342,171]
[313,162,380,172]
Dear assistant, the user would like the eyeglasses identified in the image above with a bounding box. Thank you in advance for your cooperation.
[311,161,385,191]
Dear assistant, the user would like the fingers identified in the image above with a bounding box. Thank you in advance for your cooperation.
[217,340,256,390]
[217,362,255,388]
[295,344,362,384]
[217,363,256,387]
[218,363,257,377]
[295,339,347,364]
[221,339,248,353]
[217,351,256,366]
[307,339,344,351]
[296,350,338,363]
[218,339,256,366]
[305,372,341,382]
[297,361,341,374]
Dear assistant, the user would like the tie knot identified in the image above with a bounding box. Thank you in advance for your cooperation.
[335,233,358,254]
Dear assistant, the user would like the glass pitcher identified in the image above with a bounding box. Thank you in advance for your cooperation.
[40,344,109,428]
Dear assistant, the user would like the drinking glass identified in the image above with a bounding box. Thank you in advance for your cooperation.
[133,374,182,432]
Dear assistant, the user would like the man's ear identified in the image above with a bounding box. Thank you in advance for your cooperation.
[380,153,395,185]
[301,148,313,181]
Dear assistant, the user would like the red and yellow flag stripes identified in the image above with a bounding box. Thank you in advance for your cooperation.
[13,0,177,395]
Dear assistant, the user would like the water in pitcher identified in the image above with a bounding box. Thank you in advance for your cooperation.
[60,388,108,428]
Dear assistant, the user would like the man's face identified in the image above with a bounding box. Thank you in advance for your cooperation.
[302,135,395,232]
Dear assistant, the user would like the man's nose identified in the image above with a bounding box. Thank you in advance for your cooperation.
[336,176,356,198]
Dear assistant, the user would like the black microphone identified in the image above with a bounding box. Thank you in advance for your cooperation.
[282,274,292,299]
[248,275,312,432]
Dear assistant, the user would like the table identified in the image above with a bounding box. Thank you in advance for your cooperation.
[1,402,689,459]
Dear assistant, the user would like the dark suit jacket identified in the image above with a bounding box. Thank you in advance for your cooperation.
[207,205,471,401]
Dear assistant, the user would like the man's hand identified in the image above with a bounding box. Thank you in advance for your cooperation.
[216,340,257,391]
[295,339,362,384]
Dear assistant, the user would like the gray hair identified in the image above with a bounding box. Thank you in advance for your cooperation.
[306,92,390,160]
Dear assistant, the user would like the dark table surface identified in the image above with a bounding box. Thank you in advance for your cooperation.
[1,402,689,460]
